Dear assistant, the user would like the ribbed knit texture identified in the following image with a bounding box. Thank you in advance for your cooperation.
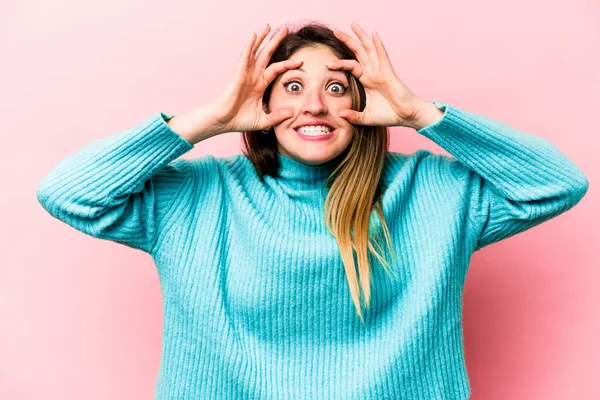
[36,100,589,399]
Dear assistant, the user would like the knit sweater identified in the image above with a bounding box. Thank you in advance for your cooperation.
[36,100,589,399]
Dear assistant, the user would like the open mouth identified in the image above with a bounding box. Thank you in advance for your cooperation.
[294,127,336,140]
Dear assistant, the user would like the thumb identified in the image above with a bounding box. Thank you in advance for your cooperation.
[266,108,294,126]
[338,109,362,125]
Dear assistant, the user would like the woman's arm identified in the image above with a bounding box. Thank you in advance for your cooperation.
[416,100,589,252]
[36,112,195,255]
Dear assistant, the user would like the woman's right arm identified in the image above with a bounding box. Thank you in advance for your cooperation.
[36,23,302,255]
[35,111,213,255]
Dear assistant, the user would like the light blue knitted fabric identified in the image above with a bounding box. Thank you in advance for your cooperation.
[36,100,589,399]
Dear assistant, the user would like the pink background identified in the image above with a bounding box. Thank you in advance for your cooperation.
[3,0,598,398]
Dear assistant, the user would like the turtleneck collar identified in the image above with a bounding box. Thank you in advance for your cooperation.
[275,152,340,192]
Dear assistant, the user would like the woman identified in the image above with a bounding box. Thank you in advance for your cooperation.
[36,21,589,400]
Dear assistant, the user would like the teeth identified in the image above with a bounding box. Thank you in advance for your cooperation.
[297,125,332,135]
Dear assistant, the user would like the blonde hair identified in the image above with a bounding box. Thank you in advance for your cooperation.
[241,22,398,324]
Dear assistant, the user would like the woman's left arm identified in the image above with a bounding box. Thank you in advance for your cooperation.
[331,22,589,251]
[415,100,589,251]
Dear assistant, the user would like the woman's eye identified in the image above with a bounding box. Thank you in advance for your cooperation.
[328,82,347,94]
[282,80,348,94]
[283,81,302,92]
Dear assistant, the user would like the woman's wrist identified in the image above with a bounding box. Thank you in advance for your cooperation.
[167,106,224,145]
[407,99,445,131]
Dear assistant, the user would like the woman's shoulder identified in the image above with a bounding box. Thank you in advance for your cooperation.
[184,152,244,170]
[185,153,255,185]
[383,149,450,176]
[383,150,473,190]
[385,149,450,163]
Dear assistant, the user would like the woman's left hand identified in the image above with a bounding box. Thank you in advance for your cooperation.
[328,21,424,128]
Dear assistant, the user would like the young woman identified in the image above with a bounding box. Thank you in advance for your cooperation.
[37,21,589,400]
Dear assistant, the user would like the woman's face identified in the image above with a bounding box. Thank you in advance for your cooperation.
[268,45,354,166]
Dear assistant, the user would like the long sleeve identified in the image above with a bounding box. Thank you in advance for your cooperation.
[416,100,589,252]
[36,112,194,255]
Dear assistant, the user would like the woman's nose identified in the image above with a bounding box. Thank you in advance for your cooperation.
[300,90,328,115]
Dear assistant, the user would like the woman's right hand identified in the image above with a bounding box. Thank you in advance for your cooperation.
[205,24,303,135]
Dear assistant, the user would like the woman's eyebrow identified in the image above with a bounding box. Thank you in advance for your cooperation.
[283,66,347,77]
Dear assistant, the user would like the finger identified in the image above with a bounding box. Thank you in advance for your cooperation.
[255,25,289,71]
[326,59,363,80]
[350,21,375,52]
[262,59,303,87]
[251,23,272,57]
[350,21,382,69]
[332,27,369,67]
[238,31,257,72]
[372,31,394,70]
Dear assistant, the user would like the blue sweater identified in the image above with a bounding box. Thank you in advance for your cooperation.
[36,100,589,399]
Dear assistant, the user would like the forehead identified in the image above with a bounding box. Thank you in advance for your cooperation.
[281,46,347,77]
[290,45,339,60]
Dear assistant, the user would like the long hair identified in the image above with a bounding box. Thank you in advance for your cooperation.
[240,21,398,324]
